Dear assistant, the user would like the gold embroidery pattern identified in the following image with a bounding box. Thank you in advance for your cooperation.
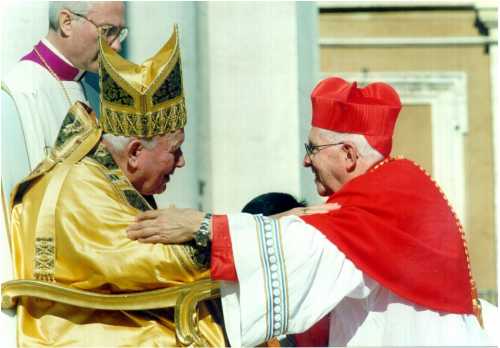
[54,109,84,148]
[152,60,182,105]
[100,100,186,137]
[34,237,55,281]
[101,66,134,106]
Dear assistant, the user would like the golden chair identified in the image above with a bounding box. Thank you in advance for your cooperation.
[1,278,221,346]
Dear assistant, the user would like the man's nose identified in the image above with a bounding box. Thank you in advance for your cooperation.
[303,154,311,167]
[176,154,185,168]
[110,39,122,52]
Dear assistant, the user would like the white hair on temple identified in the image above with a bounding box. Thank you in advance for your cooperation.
[48,2,91,30]
[102,134,158,153]
[319,129,384,164]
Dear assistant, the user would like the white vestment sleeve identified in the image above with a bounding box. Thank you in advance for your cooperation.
[1,89,31,205]
[220,214,370,347]
[3,61,88,172]
[2,89,44,172]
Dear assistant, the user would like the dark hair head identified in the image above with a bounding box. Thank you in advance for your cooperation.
[241,192,306,216]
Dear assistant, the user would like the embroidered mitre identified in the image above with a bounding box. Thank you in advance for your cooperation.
[98,24,186,137]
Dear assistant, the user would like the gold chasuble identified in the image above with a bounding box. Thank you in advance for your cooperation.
[9,103,224,347]
[7,26,225,347]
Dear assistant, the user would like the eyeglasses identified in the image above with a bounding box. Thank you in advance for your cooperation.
[304,142,344,160]
[71,11,128,44]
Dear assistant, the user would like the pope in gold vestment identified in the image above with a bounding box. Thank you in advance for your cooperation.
[7,26,225,347]
[9,103,225,347]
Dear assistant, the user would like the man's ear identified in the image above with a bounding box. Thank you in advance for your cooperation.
[58,9,74,37]
[127,139,143,170]
[343,143,358,172]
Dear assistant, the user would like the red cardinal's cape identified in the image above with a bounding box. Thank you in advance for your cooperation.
[301,158,473,314]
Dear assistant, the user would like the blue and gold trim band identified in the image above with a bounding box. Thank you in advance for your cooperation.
[254,215,289,340]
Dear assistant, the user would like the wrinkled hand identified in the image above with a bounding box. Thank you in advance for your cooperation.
[271,202,341,219]
[127,205,205,244]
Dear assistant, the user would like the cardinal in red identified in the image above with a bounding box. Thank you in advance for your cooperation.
[128,77,489,347]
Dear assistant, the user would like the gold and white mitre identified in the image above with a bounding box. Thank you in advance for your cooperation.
[98,24,186,137]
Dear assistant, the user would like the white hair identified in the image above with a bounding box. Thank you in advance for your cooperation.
[102,134,158,153]
[48,2,92,30]
[318,129,384,164]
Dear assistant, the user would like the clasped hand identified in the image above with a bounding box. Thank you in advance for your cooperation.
[127,205,204,244]
[127,203,341,244]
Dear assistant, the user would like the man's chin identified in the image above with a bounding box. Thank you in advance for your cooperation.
[87,59,99,73]
[315,183,332,197]
[88,64,99,74]
[140,184,167,196]
[155,184,167,195]
[318,190,332,197]
[316,188,327,197]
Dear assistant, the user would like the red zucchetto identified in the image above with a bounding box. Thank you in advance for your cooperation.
[311,77,402,157]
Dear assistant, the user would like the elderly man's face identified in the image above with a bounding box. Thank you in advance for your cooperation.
[69,2,125,72]
[131,130,186,195]
[304,127,346,196]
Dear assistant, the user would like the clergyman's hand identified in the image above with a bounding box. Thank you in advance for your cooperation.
[127,206,204,244]
[271,202,341,219]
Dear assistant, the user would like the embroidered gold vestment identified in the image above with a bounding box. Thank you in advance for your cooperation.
[8,103,224,347]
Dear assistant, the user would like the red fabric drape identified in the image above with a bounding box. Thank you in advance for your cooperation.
[301,159,473,314]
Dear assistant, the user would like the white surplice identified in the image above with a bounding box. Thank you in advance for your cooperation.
[2,38,87,172]
[219,214,491,347]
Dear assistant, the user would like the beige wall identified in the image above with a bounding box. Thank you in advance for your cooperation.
[319,9,497,293]
[392,105,433,175]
